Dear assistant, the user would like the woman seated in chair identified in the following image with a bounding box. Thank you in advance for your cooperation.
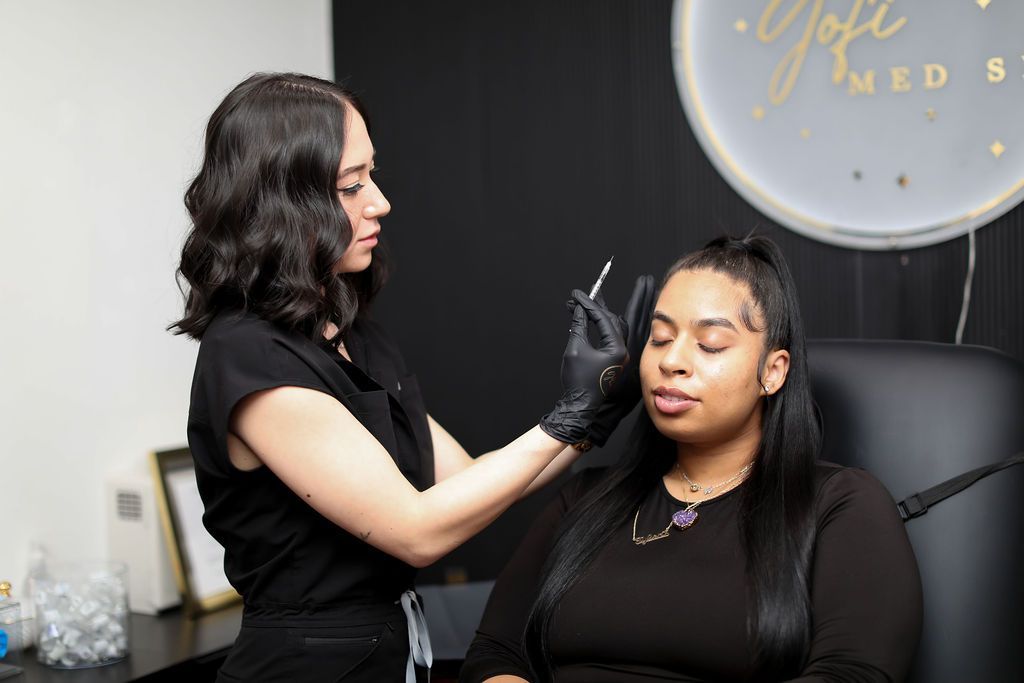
[461,235,923,683]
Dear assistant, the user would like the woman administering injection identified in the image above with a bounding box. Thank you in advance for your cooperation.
[171,72,654,682]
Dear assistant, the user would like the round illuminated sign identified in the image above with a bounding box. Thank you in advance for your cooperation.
[671,0,1024,249]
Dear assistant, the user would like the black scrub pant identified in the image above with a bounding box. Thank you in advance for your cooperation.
[216,602,423,682]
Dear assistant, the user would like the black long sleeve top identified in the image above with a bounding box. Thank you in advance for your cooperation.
[461,462,922,682]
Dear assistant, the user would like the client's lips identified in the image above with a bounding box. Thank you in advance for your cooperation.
[358,231,380,243]
[652,386,699,415]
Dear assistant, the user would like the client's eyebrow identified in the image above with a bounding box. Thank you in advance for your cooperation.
[694,317,738,332]
[653,311,738,333]
[652,311,676,326]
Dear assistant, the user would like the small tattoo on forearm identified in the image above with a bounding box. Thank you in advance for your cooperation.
[360,531,371,541]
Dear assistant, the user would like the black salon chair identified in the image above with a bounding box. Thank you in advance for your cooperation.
[807,340,1024,683]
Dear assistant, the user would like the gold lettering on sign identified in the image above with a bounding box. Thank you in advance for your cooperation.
[848,69,876,95]
[758,0,821,105]
[757,0,907,105]
[923,63,948,90]
[987,57,1006,83]
[890,66,911,92]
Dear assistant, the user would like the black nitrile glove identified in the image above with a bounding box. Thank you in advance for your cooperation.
[584,274,656,447]
[539,289,628,444]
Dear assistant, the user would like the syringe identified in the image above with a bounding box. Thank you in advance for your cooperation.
[588,256,614,299]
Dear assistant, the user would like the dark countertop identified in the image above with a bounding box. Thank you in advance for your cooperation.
[7,605,241,682]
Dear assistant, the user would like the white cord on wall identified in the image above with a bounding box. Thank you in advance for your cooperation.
[955,228,977,344]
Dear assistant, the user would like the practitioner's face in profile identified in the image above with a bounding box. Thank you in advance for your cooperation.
[334,105,391,273]
[639,269,789,446]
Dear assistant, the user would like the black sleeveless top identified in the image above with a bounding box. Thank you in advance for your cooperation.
[187,309,435,614]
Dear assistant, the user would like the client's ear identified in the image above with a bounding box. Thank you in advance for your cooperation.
[761,349,790,396]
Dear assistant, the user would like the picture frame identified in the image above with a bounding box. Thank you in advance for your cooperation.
[150,447,240,616]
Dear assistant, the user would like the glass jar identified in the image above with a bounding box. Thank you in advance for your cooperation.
[0,599,23,655]
[0,580,32,652]
[33,561,129,668]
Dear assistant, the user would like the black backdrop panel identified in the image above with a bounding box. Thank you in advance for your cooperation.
[333,0,1024,582]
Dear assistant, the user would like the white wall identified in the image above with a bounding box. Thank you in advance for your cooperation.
[0,0,333,587]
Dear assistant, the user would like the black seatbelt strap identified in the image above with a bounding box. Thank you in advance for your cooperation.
[897,452,1024,522]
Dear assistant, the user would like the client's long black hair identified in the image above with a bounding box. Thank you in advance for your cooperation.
[524,235,821,680]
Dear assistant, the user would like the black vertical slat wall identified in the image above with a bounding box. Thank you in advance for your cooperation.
[333,0,1024,581]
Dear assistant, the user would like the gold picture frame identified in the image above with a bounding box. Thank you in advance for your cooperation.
[150,447,240,616]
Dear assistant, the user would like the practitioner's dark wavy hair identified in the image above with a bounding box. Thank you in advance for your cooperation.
[524,235,820,680]
[170,72,387,343]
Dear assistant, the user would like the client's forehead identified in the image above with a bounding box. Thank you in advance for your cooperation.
[657,269,757,329]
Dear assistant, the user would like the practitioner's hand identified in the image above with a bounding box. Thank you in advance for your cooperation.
[539,290,628,445]
[584,274,656,447]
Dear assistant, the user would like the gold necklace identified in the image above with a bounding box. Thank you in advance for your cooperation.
[631,500,703,545]
[677,461,754,495]
[632,462,754,546]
